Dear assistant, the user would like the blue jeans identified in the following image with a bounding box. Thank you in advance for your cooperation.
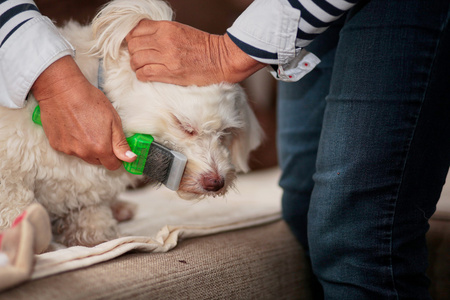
[277,0,450,299]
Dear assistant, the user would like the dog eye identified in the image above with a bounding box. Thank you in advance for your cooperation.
[219,127,237,144]
[182,123,197,136]
[183,127,195,136]
[223,127,237,135]
[173,115,197,136]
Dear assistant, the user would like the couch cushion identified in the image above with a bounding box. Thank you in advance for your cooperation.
[0,221,313,300]
[428,213,450,300]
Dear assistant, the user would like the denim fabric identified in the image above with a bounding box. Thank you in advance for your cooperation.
[277,0,450,299]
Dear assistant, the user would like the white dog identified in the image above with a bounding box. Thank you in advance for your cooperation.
[0,0,262,247]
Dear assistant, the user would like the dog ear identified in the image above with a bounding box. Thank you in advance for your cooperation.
[90,0,173,60]
[230,91,264,173]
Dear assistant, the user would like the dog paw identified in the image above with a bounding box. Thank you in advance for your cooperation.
[52,205,120,247]
[110,200,137,222]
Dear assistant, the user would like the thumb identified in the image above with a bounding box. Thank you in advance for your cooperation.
[127,19,158,39]
[112,126,137,163]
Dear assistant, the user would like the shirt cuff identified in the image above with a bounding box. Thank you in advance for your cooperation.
[268,48,321,82]
[226,0,320,82]
[0,16,75,109]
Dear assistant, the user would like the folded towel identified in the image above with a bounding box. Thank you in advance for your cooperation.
[32,168,282,280]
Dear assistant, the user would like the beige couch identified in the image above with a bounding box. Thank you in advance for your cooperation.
[0,206,448,300]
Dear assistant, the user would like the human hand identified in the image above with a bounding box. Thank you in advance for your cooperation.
[31,56,136,170]
[125,20,266,86]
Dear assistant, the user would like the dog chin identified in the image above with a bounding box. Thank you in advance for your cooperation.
[176,182,235,200]
[176,189,226,200]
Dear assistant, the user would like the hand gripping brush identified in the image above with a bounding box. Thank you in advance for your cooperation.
[32,106,187,191]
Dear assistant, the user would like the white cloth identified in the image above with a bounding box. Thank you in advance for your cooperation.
[31,168,283,280]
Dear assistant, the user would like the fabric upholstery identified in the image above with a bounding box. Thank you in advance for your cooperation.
[0,221,312,300]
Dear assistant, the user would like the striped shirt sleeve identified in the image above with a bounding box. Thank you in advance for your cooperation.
[227,0,359,82]
[0,0,75,109]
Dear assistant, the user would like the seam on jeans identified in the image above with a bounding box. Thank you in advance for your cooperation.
[388,6,450,299]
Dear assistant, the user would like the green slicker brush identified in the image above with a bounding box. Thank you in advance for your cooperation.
[32,105,187,191]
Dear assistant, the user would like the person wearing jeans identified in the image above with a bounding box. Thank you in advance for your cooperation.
[278,1,450,298]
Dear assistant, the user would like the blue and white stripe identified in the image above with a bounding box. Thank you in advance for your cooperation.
[293,0,357,46]
[227,0,359,66]
[0,0,41,47]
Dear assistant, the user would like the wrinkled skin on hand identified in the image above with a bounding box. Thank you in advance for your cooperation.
[125,20,266,86]
[31,56,136,170]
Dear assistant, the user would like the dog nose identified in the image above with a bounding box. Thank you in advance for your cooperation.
[201,174,225,192]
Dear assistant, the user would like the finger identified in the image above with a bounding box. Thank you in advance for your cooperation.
[129,49,160,71]
[80,157,102,166]
[127,19,158,39]
[74,134,120,170]
[135,64,170,83]
[130,50,155,71]
[111,123,136,164]
[74,144,109,167]
[99,155,122,171]
[127,35,157,55]
[88,141,123,171]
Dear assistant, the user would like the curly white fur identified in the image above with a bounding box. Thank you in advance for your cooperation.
[0,0,262,247]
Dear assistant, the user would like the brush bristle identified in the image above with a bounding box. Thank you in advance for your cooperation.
[143,142,174,185]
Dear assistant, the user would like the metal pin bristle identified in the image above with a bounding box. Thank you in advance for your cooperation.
[143,143,174,184]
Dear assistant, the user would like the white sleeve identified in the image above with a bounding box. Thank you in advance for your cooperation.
[227,0,358,82]
[0,0,75,109]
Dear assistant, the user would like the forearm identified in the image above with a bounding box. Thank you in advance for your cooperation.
[215,33,267,84]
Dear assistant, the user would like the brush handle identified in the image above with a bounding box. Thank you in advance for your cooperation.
[32,105,42,125]
[124,134,154,175]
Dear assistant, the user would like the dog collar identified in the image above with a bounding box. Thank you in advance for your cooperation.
[97,58,105,92]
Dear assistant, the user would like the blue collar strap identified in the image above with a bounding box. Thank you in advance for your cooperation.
[97,58,105,92]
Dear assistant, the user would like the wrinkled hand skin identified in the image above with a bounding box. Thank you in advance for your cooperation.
[126,20,266,86]
[31,56,136,170]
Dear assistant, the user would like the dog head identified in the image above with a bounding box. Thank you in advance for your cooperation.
[90,0,263,199]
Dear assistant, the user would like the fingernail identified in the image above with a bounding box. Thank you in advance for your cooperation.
[125,151,137,158]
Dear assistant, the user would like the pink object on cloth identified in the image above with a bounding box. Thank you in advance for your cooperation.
[0,203,52,292]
